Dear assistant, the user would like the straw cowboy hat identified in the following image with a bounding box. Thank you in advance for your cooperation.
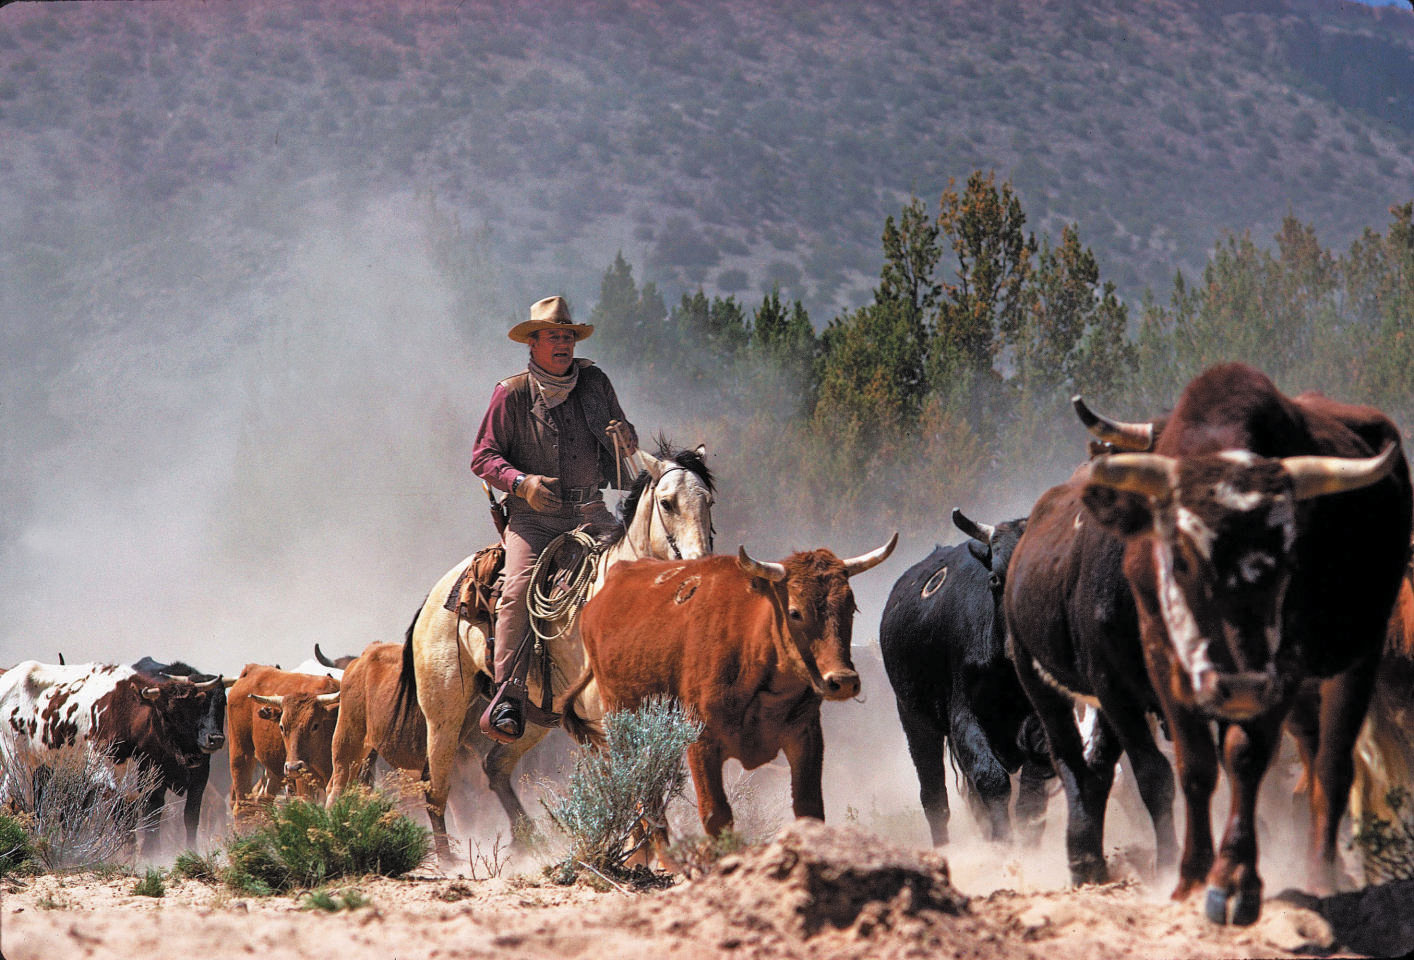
[508,295,595,343]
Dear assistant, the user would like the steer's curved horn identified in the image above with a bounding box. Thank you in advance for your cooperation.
[161,673,192,684]
[316,692,341,706]
[248,693,284,707]
[1282,443,1400,501]
[222,677,238,689]
[192,676,221,691]
[314,644,339,668]
[843,532,900,577]
[737,546,787,582]
[1073,396,1155,451]
[141,686,162,701]
[1087,453,1177,498]
[951,508,996,545]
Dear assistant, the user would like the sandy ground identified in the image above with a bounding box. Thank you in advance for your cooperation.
[5,653,1413,958]
[4,817,1412,960]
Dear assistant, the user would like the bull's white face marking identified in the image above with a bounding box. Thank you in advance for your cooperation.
[1152,539,1214,691]
[1218,450,1261,467]
[1213,480,1266,513]
[1176,506,1216,559]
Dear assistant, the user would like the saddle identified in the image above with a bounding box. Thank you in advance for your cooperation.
[443,543,505,626]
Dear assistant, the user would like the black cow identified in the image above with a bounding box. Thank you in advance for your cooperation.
[880,509,1051,846]
[1007,365,1411,926]
[131,656,228,847]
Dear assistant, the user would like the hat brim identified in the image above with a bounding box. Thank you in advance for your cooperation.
[508,321,595,344]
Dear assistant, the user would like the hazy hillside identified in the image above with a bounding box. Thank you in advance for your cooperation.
[4,0,1413,314]
[1,0,1412,663]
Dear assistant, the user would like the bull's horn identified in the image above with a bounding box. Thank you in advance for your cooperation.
[192,676,222,691]
[1087,452,1177,498]
[951,508,996,545]
[161,673,192,684]
[141,686,162,701]
[1282,443,1400,501]
[737,546,787,582]
[316,692,341,706]
[1072,396,1155,451]
[314,644,338,668]
[222,677,238,689]
[843,532,900,577]
[249,693,284,707]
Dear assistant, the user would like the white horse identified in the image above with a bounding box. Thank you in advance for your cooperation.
[395,443,716,859]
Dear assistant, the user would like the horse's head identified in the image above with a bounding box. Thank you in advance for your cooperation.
[622,442,715,560]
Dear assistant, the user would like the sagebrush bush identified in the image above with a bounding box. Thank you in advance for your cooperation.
[542,697,701,877]
[0,741,161,870]
[1352,786,1414,884]
[0,812,36,878]
[222,787,430,894]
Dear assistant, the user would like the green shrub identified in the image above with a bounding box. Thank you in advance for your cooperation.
[300,887,368,912]
[542,697,701,878]
[172,849,222,883]
[0,813,36,877]
[133,867,166,898]
[222,787,430,894]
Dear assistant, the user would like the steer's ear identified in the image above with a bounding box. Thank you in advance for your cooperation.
[1081,485,1151,537]
[966,540,993,570]
[257,705,281,720]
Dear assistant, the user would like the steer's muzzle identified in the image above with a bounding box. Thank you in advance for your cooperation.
[821,669,861,701]
[201,732,225,753]
[1193,669,1279,721]
[284,760,307,777]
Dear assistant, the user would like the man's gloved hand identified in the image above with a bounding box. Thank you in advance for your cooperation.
[605,419,637,456]
[518,474,562,513]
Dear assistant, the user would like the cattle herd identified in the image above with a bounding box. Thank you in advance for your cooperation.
[2,362,1412,928]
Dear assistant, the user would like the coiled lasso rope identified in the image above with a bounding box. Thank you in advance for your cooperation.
[527,528,601,645]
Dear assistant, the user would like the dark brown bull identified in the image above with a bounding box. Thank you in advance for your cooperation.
[560,535,896,842]
[1049,363,1409,924]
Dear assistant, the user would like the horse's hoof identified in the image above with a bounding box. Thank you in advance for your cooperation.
[1230,889,1262,927]
[1204,886,1230,924]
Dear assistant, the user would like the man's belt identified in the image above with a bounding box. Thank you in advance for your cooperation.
[562,484,602,504]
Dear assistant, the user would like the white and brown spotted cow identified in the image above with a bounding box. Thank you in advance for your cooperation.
[0,659,226,851]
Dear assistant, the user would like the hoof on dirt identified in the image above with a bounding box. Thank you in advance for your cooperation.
[1204,886,1230,924]
[1204,886,1262,926]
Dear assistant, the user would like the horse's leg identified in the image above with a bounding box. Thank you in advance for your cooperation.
[481,724,550,843]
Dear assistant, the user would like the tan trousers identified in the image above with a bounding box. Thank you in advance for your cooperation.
[493,500,615,684]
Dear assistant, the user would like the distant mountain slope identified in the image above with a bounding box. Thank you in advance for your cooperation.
[2,0,1411,322]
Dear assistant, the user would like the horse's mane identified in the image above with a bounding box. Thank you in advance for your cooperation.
[606,435,714,547]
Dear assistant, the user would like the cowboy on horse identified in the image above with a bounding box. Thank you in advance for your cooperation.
[469,295,638,742]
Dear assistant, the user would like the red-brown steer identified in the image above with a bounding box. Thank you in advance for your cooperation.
[561,535,897,840]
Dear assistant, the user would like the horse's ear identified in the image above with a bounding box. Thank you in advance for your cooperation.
[637,449,665,481]
[694,443,707,459]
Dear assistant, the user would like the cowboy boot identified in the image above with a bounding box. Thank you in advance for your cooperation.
[480,679,525,744]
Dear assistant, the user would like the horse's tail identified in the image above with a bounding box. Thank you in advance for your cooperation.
[557,666,598,745]
[393,600,426,728]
